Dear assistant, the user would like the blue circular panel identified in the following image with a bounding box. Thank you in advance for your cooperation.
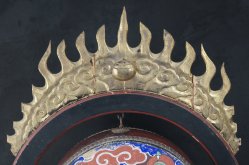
[64,136,190,165]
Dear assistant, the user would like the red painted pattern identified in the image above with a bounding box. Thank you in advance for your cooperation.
[77,145,147,165]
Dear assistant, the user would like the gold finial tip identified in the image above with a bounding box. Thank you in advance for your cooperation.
[221,62,225,68]
[121,7,127,19]
[163,29,169,34]
[122,6,126,14]
[119,7,128,30]
[201,44,205,52]
[47,41,51,49]
[59,39,65,45]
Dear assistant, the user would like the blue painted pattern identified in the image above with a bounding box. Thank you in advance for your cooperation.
[69,140,185,165]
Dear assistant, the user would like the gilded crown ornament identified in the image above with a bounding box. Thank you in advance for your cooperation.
[7,8,241,155]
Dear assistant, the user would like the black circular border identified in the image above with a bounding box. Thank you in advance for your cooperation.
[14,92,238,165]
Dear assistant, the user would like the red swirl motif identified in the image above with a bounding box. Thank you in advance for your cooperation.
[77,145,147,165]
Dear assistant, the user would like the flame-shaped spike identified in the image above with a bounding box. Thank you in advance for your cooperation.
[139,22,151,54]
[31,85,44,102]
[231,123,237,134]
[160,30,175,62]
[7,135,16,147]
[76,32,92,63]
[7,107,29,155]
[31,84,44,94]
[211,63,231,103]
[230,135,241,153]
[13,121,22,131]
[195,44,216,89]
[38,41,55,87]
[179,42,196,74]
[57,40,74,73]
[224,105,235,120]
[7,133,20,155]
[96,25,108,55]
[21,103,31,114]
[7,135,14,145]
[118,7,129,53]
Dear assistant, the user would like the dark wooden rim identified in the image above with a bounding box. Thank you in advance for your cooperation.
[13,90,238,165]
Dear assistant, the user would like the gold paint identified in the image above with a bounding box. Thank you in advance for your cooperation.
[7,7,240,155]
[112,59,136,81]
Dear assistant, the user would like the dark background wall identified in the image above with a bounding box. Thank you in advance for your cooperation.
[0,0,248,164]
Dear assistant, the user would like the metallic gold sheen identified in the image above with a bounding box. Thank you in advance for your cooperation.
[112,59,136,81]
[7,7,240,155]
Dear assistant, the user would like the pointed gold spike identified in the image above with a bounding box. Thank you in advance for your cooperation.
[76,32,91,63]
[118,7,129,53]
[224,105,235,120]
[57,40,74,73]
[196,44,216,89]
[7,134,19,155]
[31,84,43,94]
[38,41,55,87]
[13,121,22,130]
[160,30,175,62]
[211,63,231,103]
[6,135,14,145]
[234,138,241,153]
[231,123,237,133]
[31,84,43,95]
[139,22,151,54]
[21,103,31,114]
[179,42,196,74]
[96,25,108,55]
[31,85,44,102]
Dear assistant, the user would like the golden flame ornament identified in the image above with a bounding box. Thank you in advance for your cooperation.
[7,7,240,155]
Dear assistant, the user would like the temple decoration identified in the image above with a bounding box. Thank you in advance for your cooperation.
[7,7,240,155]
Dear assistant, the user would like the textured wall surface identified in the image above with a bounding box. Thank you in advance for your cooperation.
[0,0,249,164]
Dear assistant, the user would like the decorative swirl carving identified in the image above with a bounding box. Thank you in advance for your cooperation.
[7,7,240,155]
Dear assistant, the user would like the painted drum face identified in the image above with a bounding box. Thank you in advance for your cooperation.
[63,135,190,165]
